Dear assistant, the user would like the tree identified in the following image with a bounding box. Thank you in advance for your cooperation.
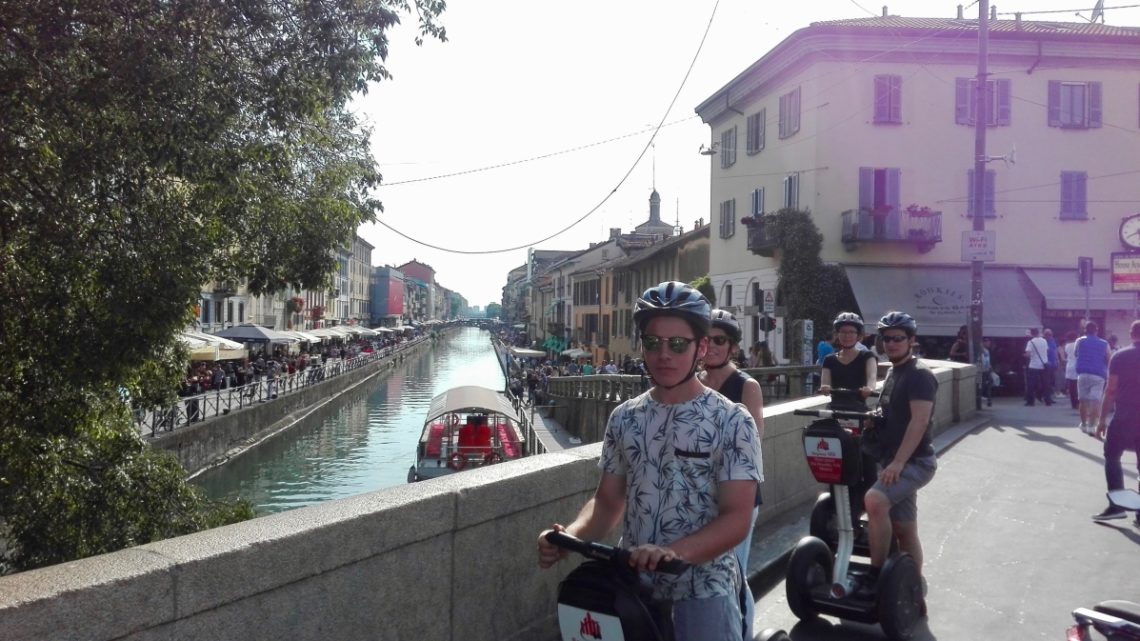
[689,275,717,306]
[768,208,858,348]
[0,0,446,573]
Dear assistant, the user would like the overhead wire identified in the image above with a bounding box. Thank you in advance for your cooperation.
[373,0,723,255]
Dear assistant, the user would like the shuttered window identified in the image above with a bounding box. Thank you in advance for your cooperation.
[720,126,738,168]
[966,169,997,217]
[1060,171,1088,220]
[778,87,801,139]
[1048,81,1102,128]
[751,187,765,216]
[719,199,736,238]
[954,78,1011,126]
[746,109,766,154]
[873,75,903,124]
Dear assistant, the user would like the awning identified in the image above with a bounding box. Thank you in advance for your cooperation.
[560,348,589,358]
[1021,268,1135,311]
[424,385,520,425]
[845,265,1040,338]
[510,347,546,358]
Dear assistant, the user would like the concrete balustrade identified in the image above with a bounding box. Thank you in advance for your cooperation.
[0,362,976,641]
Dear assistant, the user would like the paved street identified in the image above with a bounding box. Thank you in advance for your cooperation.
[752,396,1140,640]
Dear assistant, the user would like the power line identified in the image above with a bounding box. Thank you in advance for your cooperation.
[847,0,878,17]
[374,0,723,255]
[995,3,1140,15]
[377,116,698,187]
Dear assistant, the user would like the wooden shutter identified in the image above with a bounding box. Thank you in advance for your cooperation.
[886,168,902,237]
[955,78,971,125]
[1048,81,1062,127]
[1089,82,1103,128]
[996,79,1011,126]
[874,76,890,122]
[890,75,902,123]
[858,168,875,237]
[984,169,996,216]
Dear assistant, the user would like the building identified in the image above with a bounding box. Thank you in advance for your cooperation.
[370,266,405,327]
[697,13,1140,364]
[348,236,373,325]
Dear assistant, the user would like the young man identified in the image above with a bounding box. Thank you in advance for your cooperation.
[1092,320,1140,524]
[1075,321,1112,434]
[865,311,938,591]
[537,282,762,641]
[1024,328,1052,406]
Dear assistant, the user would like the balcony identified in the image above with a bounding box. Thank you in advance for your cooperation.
[212,281,237,297]
[744,216,778,257]
[840,208,942,253]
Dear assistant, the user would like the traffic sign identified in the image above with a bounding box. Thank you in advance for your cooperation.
[762,290,775,314]
[1111,253,1140,292]
[961,230,996,262]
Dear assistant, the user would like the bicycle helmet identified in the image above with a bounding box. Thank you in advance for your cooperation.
[832,312,864,333]
[710,309,742,343]
[877,311,918,337]
[633,281,711,336]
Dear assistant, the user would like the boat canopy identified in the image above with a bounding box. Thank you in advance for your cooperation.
[425,385,520,425]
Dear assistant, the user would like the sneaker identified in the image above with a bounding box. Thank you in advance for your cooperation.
[1092,507,1127,521]
[1079,422,1088,433]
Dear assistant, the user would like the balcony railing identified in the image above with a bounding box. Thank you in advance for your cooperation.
[744,216,778,257]
[840,208,942,252]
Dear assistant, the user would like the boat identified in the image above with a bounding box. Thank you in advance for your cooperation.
[408,385,526,482]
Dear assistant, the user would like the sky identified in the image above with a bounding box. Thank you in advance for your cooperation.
[353,0,1140,309]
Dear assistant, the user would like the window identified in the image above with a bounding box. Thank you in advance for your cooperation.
[858,167,901,211]
[201,299,211,325]
[751,187,765,216]
[719,199,736,238]
[746,109,766,154]
[954,78,1011,126]
[723,283,733,307]
[873,75,902,124]
[783,174,799,210]
[720,126,737,168]
[778,87,801,139]
[239,302,245,323]
[1048,80,1102,129]
[966,168,997,217]
[1060,171,1088,219]
[214,301,223,325]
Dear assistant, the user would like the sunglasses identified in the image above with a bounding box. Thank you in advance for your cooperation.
[709,335,735,346]
[642,335,696,354]
[881,334,910,343]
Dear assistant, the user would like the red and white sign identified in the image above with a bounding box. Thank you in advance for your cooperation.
[557,604,624,641]
[1111,252,1140,292]
[805,436,843,484]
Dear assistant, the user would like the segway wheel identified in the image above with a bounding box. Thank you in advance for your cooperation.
[755,628,792,641]
[785,536,832,621]
[876,552,923,641]
[809,494,838,550]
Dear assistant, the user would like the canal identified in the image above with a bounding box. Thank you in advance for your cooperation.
[193,326,506,514]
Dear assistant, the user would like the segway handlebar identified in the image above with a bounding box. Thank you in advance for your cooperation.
[793,408,877,420]
[544,530,690,575]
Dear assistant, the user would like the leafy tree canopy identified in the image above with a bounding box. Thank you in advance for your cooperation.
[0,0,446,572]
[689,275,716,306]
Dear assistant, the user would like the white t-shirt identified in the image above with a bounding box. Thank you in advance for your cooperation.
[1025,336,1048,369]
[1064,342,1078,379]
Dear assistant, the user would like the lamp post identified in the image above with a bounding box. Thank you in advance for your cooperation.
[968,0,990,382]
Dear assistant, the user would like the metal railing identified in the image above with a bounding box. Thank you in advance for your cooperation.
[543,364,818,404]
[136,338,429,437]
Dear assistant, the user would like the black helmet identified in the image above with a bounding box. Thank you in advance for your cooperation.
[877,311,918,337]
[634,281,711,335]
[710,309,742,343]
[833,312,864,333]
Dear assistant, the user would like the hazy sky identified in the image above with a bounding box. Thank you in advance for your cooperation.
[353,0,1140,308]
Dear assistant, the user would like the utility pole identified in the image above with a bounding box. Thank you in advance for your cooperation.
[969,0,990,377]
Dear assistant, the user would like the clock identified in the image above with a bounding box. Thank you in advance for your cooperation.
[1121,214,1140,251]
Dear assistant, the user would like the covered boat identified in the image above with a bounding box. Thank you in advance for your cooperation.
[408,385,525,482]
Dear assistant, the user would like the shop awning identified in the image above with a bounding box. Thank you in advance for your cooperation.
[845,265,1040,338]
[1021,268,1135,311]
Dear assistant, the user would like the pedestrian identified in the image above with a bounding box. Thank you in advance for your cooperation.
[1023,328,1051,406]
[1091,319,1140,525]
[1043,328,1059,401]
[1075,321,1111,434]
[948,326,969,363]
[979,337,994,407]
[699,308,766,641]
[537,282,761,641]
[866,311,938,595]
[1062,331,1080,410]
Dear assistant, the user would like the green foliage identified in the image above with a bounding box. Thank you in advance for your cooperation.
[690,275,717,306]
[0,0,445,572]
[768,209,858,344]
[486,303,503,319]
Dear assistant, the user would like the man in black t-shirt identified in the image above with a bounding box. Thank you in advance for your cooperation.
[1092,320,1140,523]
[866,311,938,587]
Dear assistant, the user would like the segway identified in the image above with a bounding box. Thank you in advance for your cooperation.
[808,389,882,557]
[785,406,925,641]
[545,531,790,641]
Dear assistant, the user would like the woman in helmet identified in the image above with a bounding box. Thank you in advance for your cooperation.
[699,308,766,641]
[537,282,762,641]
[819,312,879,409]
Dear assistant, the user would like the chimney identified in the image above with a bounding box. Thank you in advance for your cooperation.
[882,5,888,17]
[991,5,997,20]
[1015,12,1022,28]
[957,4,963,19]
[609,227,621,240]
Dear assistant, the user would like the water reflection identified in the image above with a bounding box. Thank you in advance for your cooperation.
[194,327,505,513]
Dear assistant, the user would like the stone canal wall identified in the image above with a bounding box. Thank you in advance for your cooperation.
[151,335,437,477]
[0,363,976,641]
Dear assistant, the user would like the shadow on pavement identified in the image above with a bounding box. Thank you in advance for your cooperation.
[786,617,938,640]
[1093,520,1140,546]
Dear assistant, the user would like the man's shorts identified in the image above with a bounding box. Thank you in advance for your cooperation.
[672,593,742,641]
[1077,374,1106,402]
[870,455,937,522]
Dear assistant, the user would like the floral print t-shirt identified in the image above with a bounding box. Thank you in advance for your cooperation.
[599,388,763,601]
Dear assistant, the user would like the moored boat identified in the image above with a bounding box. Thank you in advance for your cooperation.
[407,385,525,482]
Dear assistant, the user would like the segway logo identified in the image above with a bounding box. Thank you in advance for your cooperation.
[816,438,830,451]
[579,613,602,639]
[805,436,843,483]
